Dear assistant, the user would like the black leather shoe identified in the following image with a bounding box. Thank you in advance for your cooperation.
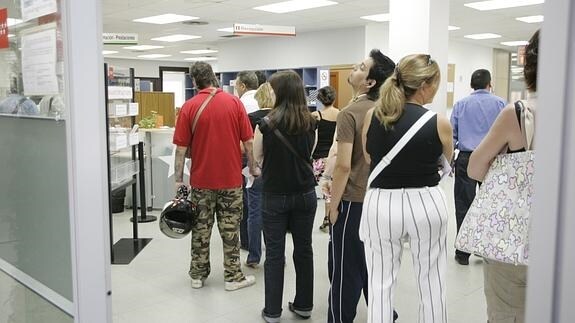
[394,309,398,321]
[454,254,469,265]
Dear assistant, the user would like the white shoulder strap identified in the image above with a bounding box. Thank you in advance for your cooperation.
[367,110,436,188]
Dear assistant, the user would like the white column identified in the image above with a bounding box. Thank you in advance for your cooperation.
[389,0,450,114]
[64,0,111,322]
[526,0,575,322]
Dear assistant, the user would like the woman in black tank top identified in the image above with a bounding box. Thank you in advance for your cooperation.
[360,54,453,323]
[311,86,339,231]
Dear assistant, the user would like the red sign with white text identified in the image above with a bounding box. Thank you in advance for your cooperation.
[0,8,8,49]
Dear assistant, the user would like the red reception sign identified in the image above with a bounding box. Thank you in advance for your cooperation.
[0,8,8,49]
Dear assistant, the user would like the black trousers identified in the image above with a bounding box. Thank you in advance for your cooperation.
[328,201,368,323]
[454,152,479,258]
[262,190,317,318]
[240,177,249,250]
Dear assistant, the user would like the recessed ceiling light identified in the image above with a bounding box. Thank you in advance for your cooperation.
[516,15,544,23]
[180,49,219,55]
[7,18,23,27]
[501,40,529,46]
[133,14,199,25]
[254,0,338,14]
[138,54,172,59]
[217,27,234,33]
[184,56,218,61]
[8,34,15,38]
[360,13,390,22]
[464,33,502,40]
[464,0,544,11]
[123,45,165,51]
[448,25,461,31]
[151,34,201,42]
[102,50,119,55]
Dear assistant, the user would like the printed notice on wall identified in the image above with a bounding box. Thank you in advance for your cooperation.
[21,28,59,95]
[21,0,57,22]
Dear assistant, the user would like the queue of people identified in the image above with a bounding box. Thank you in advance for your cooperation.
[172,29,539,323]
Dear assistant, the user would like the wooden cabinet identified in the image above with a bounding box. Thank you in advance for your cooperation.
[134,92,176,127]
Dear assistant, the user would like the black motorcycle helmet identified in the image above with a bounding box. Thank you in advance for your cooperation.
[159,186,196,239]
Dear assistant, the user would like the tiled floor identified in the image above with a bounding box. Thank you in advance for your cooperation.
[111,178,487,323]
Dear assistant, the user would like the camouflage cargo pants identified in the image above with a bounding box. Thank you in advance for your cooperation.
[189,187,245,282]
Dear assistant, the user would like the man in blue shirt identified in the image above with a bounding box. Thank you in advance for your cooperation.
[451,69,505,265]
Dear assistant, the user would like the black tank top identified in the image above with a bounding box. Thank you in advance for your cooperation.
[260,121,317,194]
[366,103,442,189]
[312,111,337,159]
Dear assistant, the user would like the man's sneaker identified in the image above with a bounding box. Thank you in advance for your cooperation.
[190,278,204,289]
[288,302,311,319]
[225,275,256,291]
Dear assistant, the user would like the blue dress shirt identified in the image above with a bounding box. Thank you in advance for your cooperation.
[450,89,506,152]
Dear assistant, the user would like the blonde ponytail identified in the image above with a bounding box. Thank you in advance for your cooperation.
[375,75,405,129]
[374,54,440,129]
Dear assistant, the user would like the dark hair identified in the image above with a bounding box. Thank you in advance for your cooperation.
[317,86,336,106]
[267,70,315,135]
[255,70,267,87]
[366,49,396,101]
[236,71,259,90]
[524,30,539,92]
[470,69,491,90]
[190,62,218,90]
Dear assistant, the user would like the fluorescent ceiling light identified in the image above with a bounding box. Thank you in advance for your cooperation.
[123,45,165,51]
[102,50,119,55]
[184,56,218,61]
[8,34,15,38]
[511,53,518,57]
[180,49,218,54]
[464,33,501,40]
[151,34,201,42]
[217,27,234,33]
[360,13,390,22]
[7,18,23,27]
[138,54,172,59]
[516,15,544,23]
[133,14,199,25]
[512,76,523,80]
[501,40,529,46]
[511,67,524,73]
[254,0,338,14]
[464,0,544,11]
[448,25,461,31]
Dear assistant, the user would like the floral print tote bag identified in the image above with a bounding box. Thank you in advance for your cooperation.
[455,101,535,265]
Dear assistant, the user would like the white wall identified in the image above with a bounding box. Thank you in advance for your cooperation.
[217,27,366,72]
[448,41,494,104]
[104,58,192,78]
[365,24,389,56]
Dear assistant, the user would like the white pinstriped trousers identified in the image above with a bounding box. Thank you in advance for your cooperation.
[359,186,448,323]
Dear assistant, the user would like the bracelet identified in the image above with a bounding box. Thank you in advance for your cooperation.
[322,175,333,181]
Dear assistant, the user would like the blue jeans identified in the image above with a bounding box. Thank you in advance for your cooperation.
[262,189,317,318]
[247,176,263,263]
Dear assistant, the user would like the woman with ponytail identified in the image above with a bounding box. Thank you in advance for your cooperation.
[360,54,453,323]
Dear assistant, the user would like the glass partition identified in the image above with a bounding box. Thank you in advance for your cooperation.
[0,0,73,317]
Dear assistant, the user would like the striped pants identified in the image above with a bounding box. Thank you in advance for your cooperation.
[359,186,448,323]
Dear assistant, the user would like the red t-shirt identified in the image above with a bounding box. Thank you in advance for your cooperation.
[173,88,253,189]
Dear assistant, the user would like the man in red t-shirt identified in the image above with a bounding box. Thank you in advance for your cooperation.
[173,62,259,291]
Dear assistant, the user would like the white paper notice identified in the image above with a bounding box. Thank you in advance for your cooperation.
[22,28,59,96]
[21,0,58,22]
[242,167,255,188]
